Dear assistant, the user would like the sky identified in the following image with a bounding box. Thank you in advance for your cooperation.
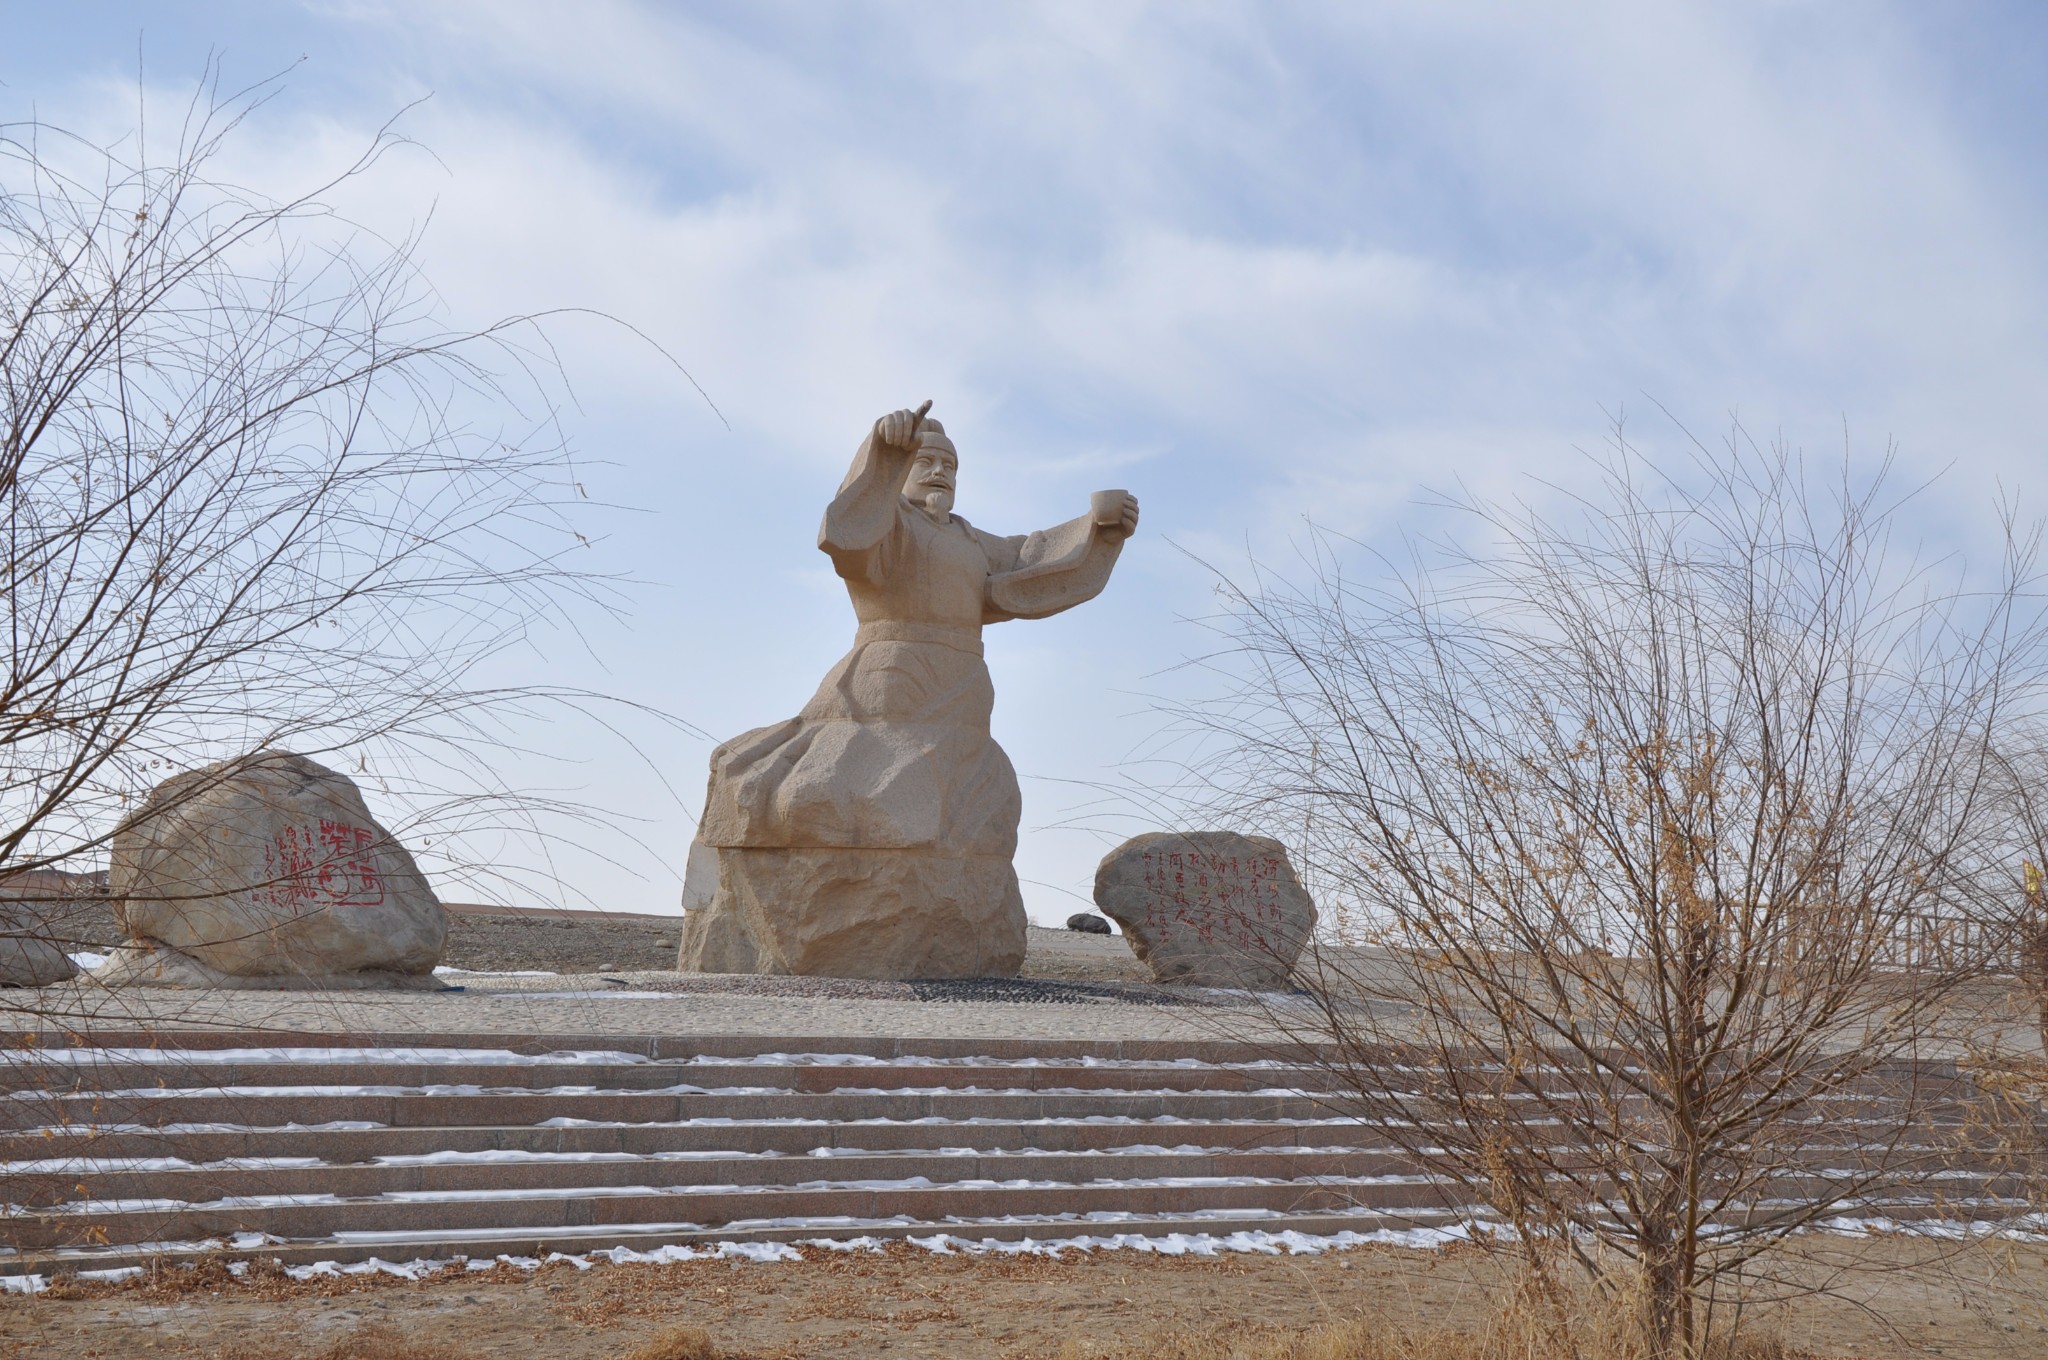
[4,1,2047,920]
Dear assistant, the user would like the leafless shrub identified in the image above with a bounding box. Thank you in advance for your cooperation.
[0,70,695,1238]
[0,68,666,954]
[1175,419,2048,1356]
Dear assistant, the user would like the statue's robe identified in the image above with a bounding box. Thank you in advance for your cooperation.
[678,430,1126,978]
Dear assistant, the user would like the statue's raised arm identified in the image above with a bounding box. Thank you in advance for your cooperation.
[818,402,931,583]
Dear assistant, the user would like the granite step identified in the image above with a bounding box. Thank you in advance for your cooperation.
[0,1030,2015,1281]
[0,1057,1356,1098]
[7,1031,1970,1096]
[4,1204,1467,1275]
[1,1144,1415,1207]
[3,1171,1470,1250]
[0,1116,1388,1165]
[0,1088,1359,1132]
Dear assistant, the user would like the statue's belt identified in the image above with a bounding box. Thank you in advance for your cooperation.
[854,621,985,656]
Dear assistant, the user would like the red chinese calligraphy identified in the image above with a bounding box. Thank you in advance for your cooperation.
[257,820,386,910]
[1134,844,1289,950]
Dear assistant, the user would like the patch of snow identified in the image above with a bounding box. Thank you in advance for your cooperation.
[12,1046,650,1067]
[431,967,558,977]
[38,1080,788,1101]
[0,1156,326,1175]
[489,991,675,1000]
[10,1045,1333,1076]
[16,1207,2034,1294]
[17,1170,1447,1218]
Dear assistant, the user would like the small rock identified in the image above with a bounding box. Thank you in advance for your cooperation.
[1093,832,1317,989]
[0,870,105,988]
[0,903,79,988]
[1065,912,1113,935]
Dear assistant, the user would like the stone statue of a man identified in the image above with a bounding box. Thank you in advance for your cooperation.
[678,403,1139,978]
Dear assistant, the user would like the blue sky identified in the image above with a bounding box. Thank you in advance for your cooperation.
[6,2,2047,919]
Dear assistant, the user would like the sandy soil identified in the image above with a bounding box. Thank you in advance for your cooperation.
[4,1235,2046,1359]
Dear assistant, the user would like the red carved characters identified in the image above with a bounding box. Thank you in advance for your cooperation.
[1133,848,1287,950]
[1095,833,1318,989]
[258,819,386,910]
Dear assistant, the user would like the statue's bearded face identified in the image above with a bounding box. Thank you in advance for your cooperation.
[906,444,957,517]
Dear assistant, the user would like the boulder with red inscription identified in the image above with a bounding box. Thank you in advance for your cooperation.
[1092,832,1316,990]
[96,752,445,988]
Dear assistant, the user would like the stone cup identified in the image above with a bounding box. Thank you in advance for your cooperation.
[1090,489,1130,528]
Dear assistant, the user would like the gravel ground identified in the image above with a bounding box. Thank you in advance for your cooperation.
[438,970,1212,1008]
[443,912,1155,986]
[11,900,1272,1040]
[15,983,1267,1042]
[26,899,1155,986]
[16,903,2034,1057]
[440,910,684,973]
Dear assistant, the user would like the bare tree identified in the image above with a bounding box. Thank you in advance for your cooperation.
[0,72,660,993]
[1180,421,2048,1356]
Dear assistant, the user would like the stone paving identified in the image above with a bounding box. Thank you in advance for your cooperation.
[10,922,2030,1057]
[3,924,1317,1043]
[15,975,1285,1042]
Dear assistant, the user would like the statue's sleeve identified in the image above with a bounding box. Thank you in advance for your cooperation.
[980,512,1127,622]
[818,431,912,584]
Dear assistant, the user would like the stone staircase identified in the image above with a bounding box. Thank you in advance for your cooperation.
[0,1030,2027,1276]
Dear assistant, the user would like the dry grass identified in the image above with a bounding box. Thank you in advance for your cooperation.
[617,1325,719,1360]
[1050,1321,1823,1360]
[9,1242,1951,1359]
[1049,1282,1836,1360]
[215,1323,482,1360]
[208,1320,722,1360]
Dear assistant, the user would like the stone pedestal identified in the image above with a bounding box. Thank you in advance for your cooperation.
[678,841,1025,978]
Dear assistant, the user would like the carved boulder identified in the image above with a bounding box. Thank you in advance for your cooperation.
[97,752,445,988]
[1093,832,1316,989]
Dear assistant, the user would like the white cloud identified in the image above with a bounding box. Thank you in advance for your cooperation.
[7,0,2046,917]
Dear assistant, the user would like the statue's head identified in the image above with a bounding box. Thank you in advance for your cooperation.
[904,420,957,518]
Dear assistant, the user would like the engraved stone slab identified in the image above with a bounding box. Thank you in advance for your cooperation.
[1092,832,1316,989]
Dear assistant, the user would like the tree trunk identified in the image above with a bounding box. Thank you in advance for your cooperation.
[1638,1221,1695,1360]
[2026,921,2048,1054]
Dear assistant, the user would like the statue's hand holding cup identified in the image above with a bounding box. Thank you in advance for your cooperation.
[1091,489,1140,540]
